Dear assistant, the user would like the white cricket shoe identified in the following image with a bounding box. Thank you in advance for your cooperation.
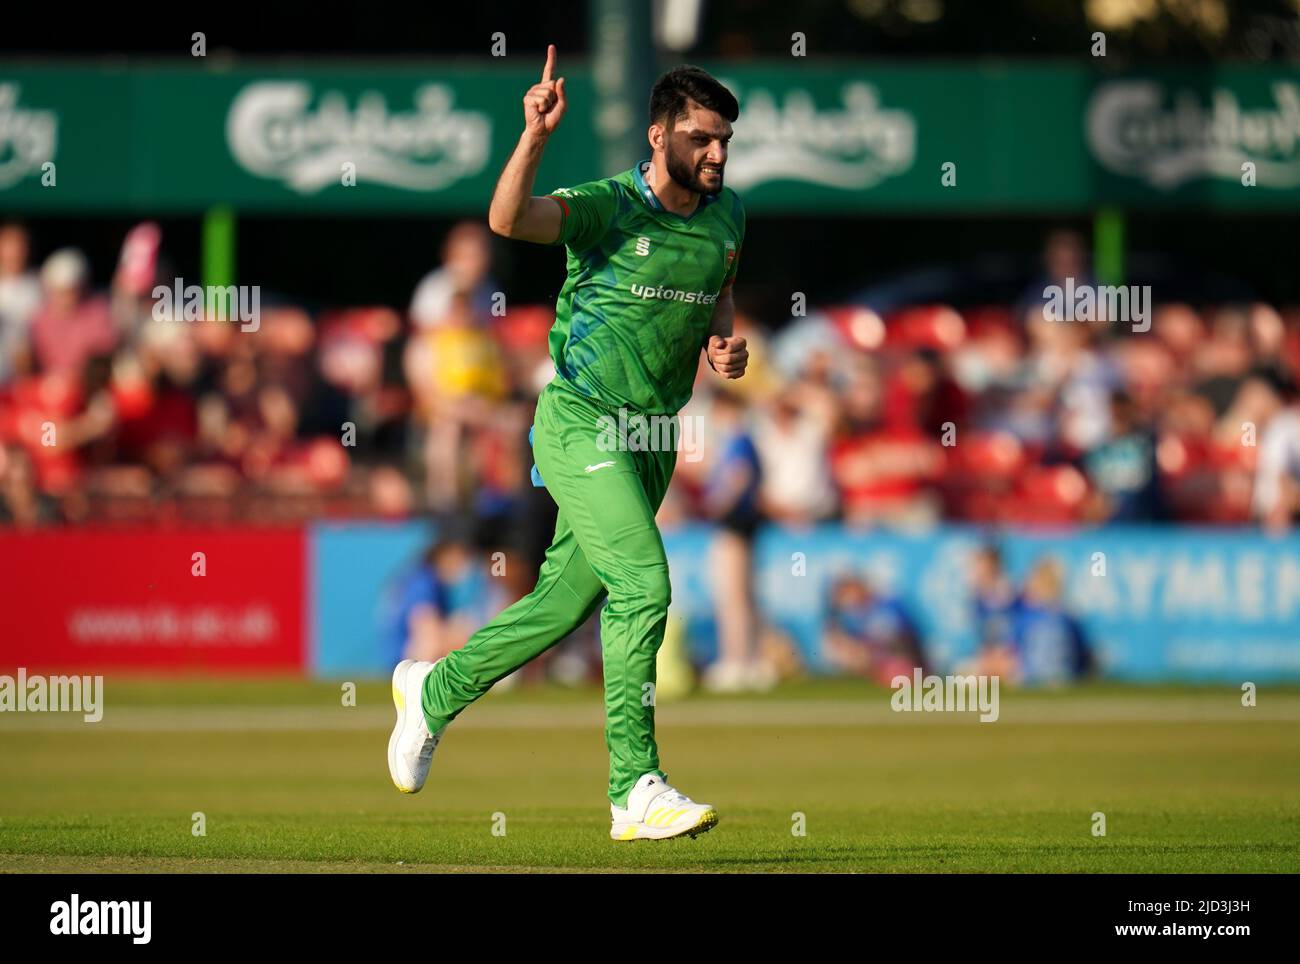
[744,659,779,693]
[387,658,446,794]
[610,773,719,841]
[701,660,750,694]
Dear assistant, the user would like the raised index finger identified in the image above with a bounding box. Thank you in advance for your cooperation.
[541,44,556,83]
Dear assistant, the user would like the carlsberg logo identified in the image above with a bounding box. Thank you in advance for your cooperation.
[1087,80,1300,189]
[0,83,57,189]
[722,81,914,191]
[226,81,490,194]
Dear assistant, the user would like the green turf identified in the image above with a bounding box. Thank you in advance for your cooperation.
[1,678,1298,872]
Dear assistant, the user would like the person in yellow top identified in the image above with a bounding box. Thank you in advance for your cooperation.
[407,290,507,510]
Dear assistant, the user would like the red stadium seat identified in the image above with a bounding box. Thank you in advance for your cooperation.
[882,305,967,351]
[1010,465,1089,524]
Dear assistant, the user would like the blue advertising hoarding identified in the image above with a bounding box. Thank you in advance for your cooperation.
[308,521,1300,682]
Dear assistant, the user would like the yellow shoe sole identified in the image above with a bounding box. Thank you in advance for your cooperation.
[612,808,719,842]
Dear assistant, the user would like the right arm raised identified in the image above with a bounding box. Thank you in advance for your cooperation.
[487,135,564,242]
[488,44,567,243]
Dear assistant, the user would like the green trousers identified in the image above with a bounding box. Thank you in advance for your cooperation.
[421,380,677,808]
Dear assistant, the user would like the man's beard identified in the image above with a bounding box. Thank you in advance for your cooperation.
[665,141,722,195]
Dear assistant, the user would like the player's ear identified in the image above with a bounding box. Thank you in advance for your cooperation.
[647,123,664,153]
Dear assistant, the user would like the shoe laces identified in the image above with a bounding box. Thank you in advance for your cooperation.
[416,728,440,762]
[655,785,691,807]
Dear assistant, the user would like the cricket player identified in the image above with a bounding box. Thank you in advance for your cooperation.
[388,45,748,841]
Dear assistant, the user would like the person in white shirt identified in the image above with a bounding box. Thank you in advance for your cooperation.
[407,221,498,330]
[1253,384,1300,533]
[0,223,42,383]
[753,382,838,525]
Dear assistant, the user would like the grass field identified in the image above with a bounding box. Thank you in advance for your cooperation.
[1,678,1298,873]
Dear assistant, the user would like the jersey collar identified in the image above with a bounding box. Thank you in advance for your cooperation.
[633,159,717,219]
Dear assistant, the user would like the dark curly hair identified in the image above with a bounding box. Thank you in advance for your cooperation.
[649,65,739,127]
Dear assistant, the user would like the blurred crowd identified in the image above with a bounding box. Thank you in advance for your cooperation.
[6,218,1298,688]
[668,231,1300,536]
[0,220,548,536]
[4,222,1299,537]
[811,545,1091,691]
[384,521,1094,693]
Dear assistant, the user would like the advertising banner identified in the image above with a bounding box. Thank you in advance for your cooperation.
[0,65,594,213]
[664,524,1300,681]
[0,528,306,672]
[3,63,1297,212]
[309,520,432,677]
[4,522,1296,681]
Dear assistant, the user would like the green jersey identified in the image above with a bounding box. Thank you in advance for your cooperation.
[544,159,745,416]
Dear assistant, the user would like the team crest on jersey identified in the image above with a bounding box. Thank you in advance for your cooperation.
[724,240,736,266]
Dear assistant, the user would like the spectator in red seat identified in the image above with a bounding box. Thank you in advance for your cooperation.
[30,249,118,376]
[114,325,200,479]
[310,308,408,460]
[886,349,968,437]
[1151,303,1204,369]
[1247,303,1289,384]
[830,359,944,527]
[1193,306,1255,417]
[0,444,60,527]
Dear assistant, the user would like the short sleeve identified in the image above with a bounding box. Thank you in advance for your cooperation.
[545,178,619,252]
[721,194,746,289]
[721,244,742,289]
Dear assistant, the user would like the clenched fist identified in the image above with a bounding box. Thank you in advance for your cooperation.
[707,335,748,379]
[523,44,567,139]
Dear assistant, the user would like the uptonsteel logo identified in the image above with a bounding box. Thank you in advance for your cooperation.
[628,283,719,305]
